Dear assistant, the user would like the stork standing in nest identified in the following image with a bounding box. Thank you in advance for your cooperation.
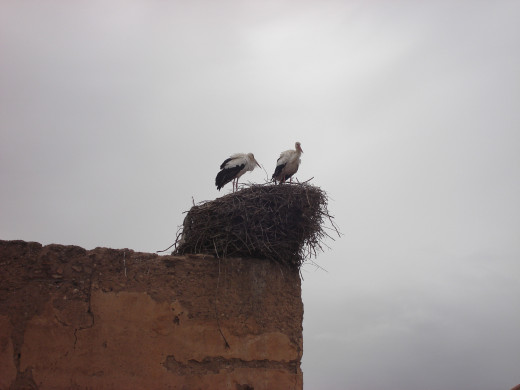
[215,153,261,192]
[272,142,304,184]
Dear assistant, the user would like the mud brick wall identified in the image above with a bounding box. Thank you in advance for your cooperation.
[0,240,303,390]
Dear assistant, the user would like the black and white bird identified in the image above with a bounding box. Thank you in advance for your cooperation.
[215,153,261,192]
[272,142,303,184]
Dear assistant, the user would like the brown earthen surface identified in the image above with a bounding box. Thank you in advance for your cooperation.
[0,240,303,390]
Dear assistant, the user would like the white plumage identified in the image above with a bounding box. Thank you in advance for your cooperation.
[272,142,303,184]
[215,152,260,192]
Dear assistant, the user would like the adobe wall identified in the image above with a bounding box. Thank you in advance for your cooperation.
[0,240,303,390]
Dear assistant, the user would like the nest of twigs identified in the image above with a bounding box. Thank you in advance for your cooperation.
[173,182,338,268]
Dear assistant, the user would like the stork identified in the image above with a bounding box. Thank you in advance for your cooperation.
[215,153,261,192]
[272,142,303,184]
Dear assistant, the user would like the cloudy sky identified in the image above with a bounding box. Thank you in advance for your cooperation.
[1,1,519,389]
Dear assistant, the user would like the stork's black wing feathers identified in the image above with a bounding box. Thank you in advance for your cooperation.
[220,157,234,170]
[272,163,287,181]
[215,164,245,190]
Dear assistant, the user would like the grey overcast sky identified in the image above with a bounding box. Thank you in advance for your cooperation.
[1,1,519,389]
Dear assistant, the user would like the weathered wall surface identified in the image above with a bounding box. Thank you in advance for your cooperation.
[0,240,303,390]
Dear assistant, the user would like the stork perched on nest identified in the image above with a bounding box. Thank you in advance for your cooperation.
[215,153,261,192]
[272,142,303,184]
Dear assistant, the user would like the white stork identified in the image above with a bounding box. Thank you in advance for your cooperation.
[215,153,261,192]
[272,142,303,184]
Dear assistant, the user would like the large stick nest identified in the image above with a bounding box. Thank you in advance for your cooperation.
[173,183,338,268]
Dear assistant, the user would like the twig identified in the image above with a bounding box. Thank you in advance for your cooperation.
[156,242,176,253]
[259,163,270,182]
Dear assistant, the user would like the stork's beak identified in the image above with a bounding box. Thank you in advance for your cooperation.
[255,160,261,168]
